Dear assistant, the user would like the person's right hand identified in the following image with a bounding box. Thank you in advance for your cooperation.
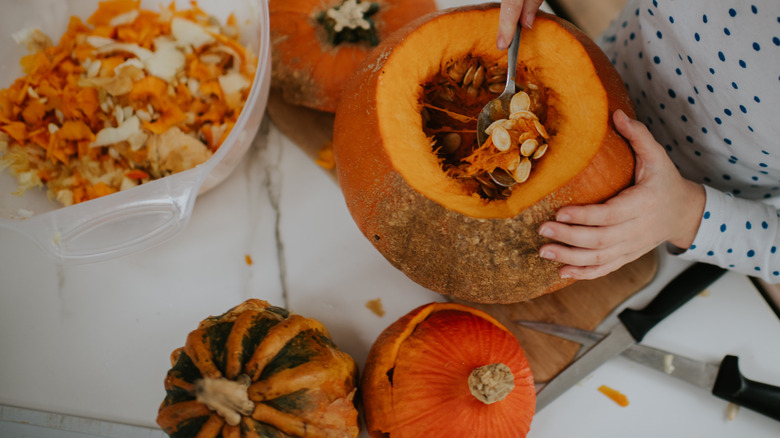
[497,0,545,49]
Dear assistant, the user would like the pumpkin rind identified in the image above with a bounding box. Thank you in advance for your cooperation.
[157,299,359,438]
[333,4,636,303]
[362,302,536,438]
[269,0,437,113]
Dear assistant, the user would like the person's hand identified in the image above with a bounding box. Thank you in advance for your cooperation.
[537,109,706,280]
[497,0,545,49]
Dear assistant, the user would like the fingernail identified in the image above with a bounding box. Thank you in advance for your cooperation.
[522,13,535,29]
[497,35,507,50]
[560,272,572,279]
[539,249,555,260]
[614,108,626,121]
[556,212,570,222]
[539,226,554,238]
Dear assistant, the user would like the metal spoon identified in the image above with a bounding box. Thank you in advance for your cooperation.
[476,23,521,146]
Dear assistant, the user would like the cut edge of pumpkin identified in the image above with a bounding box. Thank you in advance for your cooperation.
[375,9,610,218]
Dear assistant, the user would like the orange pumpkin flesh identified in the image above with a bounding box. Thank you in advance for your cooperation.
[333,4,635,303]
[362,302,536,438]
[269,0,437,113]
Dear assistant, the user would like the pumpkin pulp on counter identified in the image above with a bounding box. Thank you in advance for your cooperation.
[334,5,635,303]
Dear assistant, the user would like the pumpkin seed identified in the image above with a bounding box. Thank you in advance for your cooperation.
[532,142,548,159]
[489,168,516,187]
[484,118,509,136]
[467,85,479,99]
[438,86,455,102]
[513,158,532,183]
[520,138,538,157]
[472,65,486,89]
[488,83,505,94]
[440,132,461,154]
[510,91,531,113]
[447,58,471,83]
[533,119,549,139]
[474,173,497,189]
[462,65,477,87]
[486,65,507,78]
[509,110,537,120]
[491,126,511,151]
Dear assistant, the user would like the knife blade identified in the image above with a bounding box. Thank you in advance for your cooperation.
[531,262,727,410]
[517,321,780,421]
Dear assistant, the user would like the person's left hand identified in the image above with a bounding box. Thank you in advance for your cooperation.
[537,109,706,280]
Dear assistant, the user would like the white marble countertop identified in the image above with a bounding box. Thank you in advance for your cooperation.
[1,1,780,436]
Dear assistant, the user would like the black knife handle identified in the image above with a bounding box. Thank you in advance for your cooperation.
[618,263,727,342]
[712,355,780,421]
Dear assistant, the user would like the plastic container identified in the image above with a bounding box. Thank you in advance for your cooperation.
[0,0,271,264]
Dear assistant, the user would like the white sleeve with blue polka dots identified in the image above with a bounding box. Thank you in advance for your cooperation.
[598,0,780,282]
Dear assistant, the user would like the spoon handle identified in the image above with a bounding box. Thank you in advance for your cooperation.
[504,24,521,95]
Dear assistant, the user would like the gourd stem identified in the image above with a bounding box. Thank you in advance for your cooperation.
[194,374,254,426]
[468,363,515,404]
[317,0,380,46]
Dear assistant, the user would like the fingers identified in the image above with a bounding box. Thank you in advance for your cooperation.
[613,109,662,158]
[540,241,650,280]
[497,0,544,49]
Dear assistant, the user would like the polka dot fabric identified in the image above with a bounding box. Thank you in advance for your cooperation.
[599,0,780,281]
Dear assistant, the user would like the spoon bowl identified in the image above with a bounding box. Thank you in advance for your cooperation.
[476,24,521,146]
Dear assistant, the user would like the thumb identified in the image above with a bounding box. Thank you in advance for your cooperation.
[613,109,664,161]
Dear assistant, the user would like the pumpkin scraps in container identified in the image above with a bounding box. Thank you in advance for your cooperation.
[157,299,360,438]
[0,0,256,207]
[361,302,536,437]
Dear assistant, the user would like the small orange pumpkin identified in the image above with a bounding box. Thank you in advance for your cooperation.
[333,4,635,303]
[156,299,359,438]
[362,302,536,437]
[269,0,437,113]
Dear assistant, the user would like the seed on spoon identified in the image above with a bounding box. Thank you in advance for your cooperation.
[520,138,538,157]
[491,126,512,151]
[509,110,537,120]
[510,91,531,113]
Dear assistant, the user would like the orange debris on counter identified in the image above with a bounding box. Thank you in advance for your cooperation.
[244,253,252,265]
[0,0,257,206]
[598,384,630,407]
[365,298,385,317]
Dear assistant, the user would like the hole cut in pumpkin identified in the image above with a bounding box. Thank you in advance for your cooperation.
[421,56,554,200]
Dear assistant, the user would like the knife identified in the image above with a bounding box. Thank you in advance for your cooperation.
[530,262,727,410]
[517,321,780,421]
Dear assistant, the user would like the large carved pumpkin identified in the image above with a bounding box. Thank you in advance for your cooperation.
[333,4,635,303]
[156,299,359,437]
[269,0,437,113]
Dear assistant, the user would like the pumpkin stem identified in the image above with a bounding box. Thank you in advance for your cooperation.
[194,374,254,426]
[316,0,380,46]
[468,363,515,404]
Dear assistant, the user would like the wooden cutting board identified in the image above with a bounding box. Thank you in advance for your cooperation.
[267,91,659,383]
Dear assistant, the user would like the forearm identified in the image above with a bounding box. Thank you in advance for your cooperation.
[671,185,780,283]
